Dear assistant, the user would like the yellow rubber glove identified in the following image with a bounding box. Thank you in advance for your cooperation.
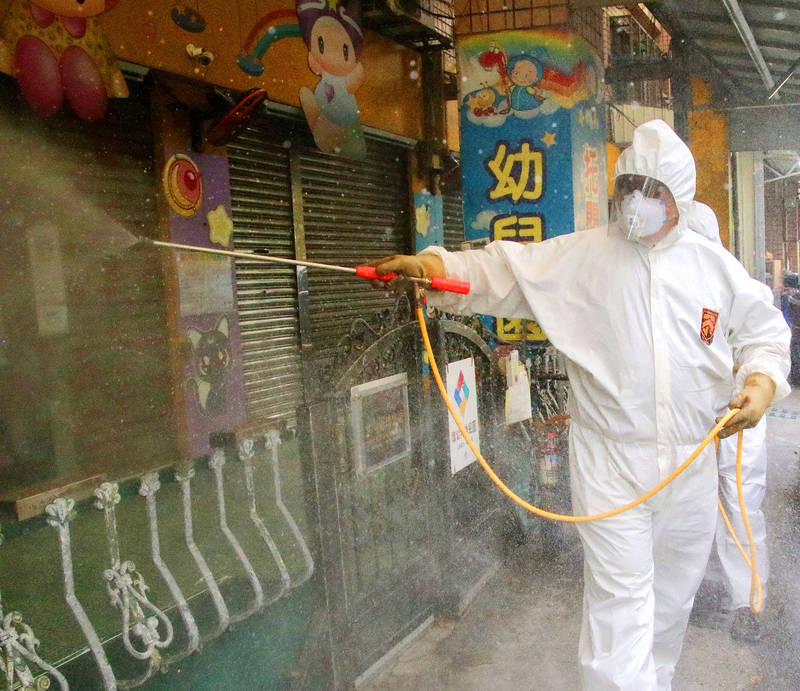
[372,254,445,293]
[718,372,776,438]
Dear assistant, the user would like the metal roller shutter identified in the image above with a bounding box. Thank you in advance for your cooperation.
[61,89,171,474]
[299,140,412,351]
[0,80,174,484]
[228,122,303,428]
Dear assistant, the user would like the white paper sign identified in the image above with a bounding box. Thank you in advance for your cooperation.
[26,223,68,336]
[446,357,480,474]
[176,253,234,316]
[504,352,532,424]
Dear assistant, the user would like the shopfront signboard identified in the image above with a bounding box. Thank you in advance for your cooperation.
[456,28,607,341]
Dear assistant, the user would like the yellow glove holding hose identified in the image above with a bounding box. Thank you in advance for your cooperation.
[718,372,776,438]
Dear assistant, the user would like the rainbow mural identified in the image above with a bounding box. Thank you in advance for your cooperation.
[236,9,301,76]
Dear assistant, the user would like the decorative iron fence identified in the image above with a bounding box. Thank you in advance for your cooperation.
[303,297,513,686]
[0,429,318,690]
[1,298,517,691]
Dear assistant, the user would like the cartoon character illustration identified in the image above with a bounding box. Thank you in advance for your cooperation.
[186,316,231,416]
[465,86,503,117]
[296,0,366,159]
[475,44,511,116]
[0,0,128,122]
[469,42,593,121]
[507,54,544,111]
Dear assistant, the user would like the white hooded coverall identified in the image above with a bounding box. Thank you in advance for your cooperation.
[422,120,791,690]
[687,201,771,610]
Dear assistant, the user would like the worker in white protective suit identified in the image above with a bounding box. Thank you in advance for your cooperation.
[372,119,791,690]
[687,201,770,644]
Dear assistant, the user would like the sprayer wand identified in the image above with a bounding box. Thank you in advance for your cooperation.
[150,240,471,295]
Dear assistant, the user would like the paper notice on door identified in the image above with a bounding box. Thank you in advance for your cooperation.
[505,381,532,425]
[504,351,532,425]
[26,223,68,336]
[446,357,480,474]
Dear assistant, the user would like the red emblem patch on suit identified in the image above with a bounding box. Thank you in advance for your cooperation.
[700,308,719,345]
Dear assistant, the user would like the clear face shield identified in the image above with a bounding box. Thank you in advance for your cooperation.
[612,174,676,242]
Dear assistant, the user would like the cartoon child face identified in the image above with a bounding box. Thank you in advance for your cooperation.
[510,59,540,87]
[307,16,358,77]
[34,0,117,17]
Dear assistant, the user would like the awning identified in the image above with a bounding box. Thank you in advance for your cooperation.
[651,0,800,105]
[648,1,800,174]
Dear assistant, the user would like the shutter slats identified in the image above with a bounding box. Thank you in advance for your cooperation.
[228,123,303,427]
[300,140,411,353]
[230,120,413,415]
[0,85,175,476]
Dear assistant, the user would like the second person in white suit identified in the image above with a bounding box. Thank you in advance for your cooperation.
[687,200,770,644]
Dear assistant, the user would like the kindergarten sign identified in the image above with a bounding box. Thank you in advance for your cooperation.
[457,29,607,341]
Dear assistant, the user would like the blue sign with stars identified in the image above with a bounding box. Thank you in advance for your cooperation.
[456,29,606,341]
[456,29,606,245]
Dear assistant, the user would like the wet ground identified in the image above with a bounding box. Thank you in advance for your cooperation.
[360,388,800,690]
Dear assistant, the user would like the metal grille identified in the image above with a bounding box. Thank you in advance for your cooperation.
[442,173,466,250]
[228,124,303,428]
[453,0,568,35]
[569,5,606,58]
[764,175,800,274]
[607,9,672,109]
[422,0,456,41]
[361,0,454,49]
[67,92,171,475]
[299,141,412,352]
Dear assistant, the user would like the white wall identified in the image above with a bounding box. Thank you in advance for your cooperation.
[733,150,766,282]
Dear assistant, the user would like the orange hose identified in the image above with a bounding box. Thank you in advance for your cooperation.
[418,306,734,522]
[418,305,762,611]
[715,432,764,613]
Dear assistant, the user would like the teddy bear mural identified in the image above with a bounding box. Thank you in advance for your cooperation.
[0,0,128,121]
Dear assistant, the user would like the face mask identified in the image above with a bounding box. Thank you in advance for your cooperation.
[619,189,668,240]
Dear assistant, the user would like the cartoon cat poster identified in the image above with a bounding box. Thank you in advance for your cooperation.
[186,315,231,417]
[166,151,246,456]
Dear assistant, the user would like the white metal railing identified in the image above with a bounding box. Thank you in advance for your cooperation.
[1,526,70,691]
[1,428,314,690]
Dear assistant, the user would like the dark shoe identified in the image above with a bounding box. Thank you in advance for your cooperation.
[730,607,761,643]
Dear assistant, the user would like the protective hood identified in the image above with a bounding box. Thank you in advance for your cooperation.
[687,201,722,244]
[614,119,696,227]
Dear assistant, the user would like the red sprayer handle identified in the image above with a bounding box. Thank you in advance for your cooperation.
[429,277,471,294]
[355,265,396,281]
[354,266,470,295]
